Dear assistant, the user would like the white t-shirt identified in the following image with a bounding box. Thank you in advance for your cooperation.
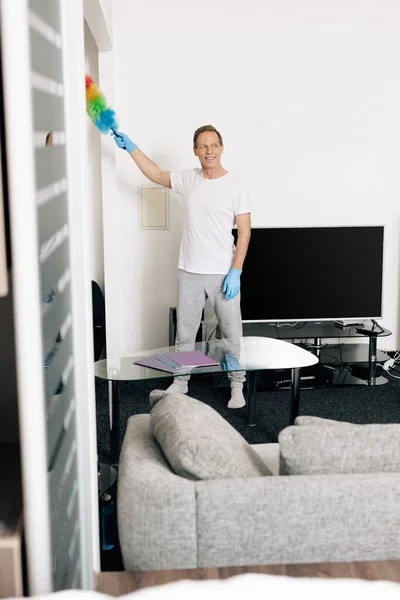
[171,168,251,275]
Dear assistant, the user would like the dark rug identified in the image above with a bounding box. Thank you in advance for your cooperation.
[96,367,400,462]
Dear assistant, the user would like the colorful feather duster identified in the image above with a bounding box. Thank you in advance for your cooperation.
[85,74,118,134]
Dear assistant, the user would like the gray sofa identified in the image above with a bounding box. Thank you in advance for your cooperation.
[117,411,400,572]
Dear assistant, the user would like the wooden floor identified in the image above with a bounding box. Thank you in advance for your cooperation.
[96,560,400,596]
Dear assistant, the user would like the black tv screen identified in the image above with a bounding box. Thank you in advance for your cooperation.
[234,226,384,322]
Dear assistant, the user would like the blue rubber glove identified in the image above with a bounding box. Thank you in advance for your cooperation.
[111,131,137,153]
[222,268,242,300]
[221,353,241,371]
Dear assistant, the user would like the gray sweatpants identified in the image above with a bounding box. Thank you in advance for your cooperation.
[174,269,245,388]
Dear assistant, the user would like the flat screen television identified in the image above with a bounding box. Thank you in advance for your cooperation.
[233,226,384,322]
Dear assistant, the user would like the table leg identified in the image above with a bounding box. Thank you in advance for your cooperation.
[289,368,301,424]
[368,335,378,385]
[110,381,120,465]
[246,371,258,426]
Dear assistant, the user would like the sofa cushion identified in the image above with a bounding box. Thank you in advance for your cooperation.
[279,423,400,475]
[294,416,355,427]
[251,443,279,476]
[149,390,272,480]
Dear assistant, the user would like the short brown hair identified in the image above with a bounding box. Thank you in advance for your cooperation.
[193,125,223,148]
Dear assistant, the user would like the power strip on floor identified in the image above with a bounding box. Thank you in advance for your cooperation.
[383,358,395,371]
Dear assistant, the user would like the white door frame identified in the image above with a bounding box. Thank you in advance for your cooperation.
[84,1,118,360]
[83,0,116,575]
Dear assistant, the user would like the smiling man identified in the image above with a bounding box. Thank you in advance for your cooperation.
[112,125,251,408]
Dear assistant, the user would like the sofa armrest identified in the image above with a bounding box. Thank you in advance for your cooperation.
[195,472,400,567]
[117,415,197,571]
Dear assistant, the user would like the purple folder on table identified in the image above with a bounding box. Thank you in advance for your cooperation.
[134,356,180,373]
[164,351,219,368]
[152,353,182,369]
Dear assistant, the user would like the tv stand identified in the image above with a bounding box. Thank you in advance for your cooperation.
[242,320,391,387]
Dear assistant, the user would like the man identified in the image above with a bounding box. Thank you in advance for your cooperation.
[112,125,251,408]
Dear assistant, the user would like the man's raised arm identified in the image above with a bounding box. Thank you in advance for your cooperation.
[112,131,171,189]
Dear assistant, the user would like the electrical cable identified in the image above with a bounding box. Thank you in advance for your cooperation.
[207,325,218,341]
[371,319,385,334]
[382,353,400,378]
[302,341,344,351]
[318,352,342,363]
[276,321,308,328]
[384,369,400,380]
[337,365,351,384]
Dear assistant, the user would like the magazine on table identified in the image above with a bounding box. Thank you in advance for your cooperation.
[134,351,219,373]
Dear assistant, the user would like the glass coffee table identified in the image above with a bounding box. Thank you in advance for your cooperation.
[94,336,318,464]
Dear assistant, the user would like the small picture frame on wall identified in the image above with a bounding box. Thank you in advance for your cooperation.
[139,185,169,230]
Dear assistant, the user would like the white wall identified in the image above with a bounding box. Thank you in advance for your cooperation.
[107,0,400,356]
[84,21,105,289]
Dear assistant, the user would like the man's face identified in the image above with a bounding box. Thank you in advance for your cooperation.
[194,131,224,169]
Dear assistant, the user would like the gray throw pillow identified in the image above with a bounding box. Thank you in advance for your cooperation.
[279,423,400,475]
[149,390,272,480]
